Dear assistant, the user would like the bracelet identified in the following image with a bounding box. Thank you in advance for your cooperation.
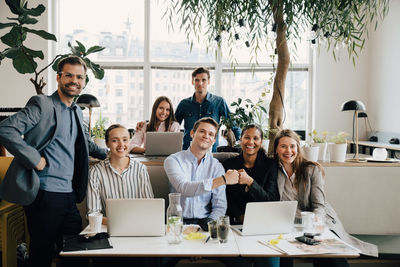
[222,175,226,184]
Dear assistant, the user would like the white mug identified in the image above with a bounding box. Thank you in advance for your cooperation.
[373,148,387,161]
[88,212,103,233]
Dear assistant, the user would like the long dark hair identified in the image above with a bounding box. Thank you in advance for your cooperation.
[147,96,177,132]
[273,129,324,190]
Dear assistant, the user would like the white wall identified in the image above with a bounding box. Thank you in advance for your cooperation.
[0,0,49,107]
[368,1,400,134]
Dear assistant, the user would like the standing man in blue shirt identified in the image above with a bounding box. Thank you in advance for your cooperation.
[164,117,239,230]
[0,56,107,267]
[175,67,240,152]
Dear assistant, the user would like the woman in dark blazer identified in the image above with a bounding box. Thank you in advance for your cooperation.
[222,124,279,267]
[273,129,378,267]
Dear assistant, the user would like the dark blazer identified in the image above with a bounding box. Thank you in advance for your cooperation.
[0,92,107,205]
[277,165,378,257]
[222,151,279,224]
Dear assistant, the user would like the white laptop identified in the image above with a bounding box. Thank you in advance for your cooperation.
[145,132,183,156]
[106,198,165,237]
[231,201,297,236]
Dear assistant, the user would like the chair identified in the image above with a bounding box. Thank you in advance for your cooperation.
[0,157,29,267]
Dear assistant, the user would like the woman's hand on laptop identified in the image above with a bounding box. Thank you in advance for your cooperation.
[225,169,239,185]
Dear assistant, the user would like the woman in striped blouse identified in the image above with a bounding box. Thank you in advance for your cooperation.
[87,124,154,225]
[130,96,180,153]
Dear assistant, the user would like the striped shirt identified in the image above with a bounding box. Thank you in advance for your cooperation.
[87,155,154,216]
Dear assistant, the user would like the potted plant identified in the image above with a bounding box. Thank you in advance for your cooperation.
[302,142,319,162]
[91,114,108,148]
[308,130,328,161]
[221,89,269,150]
[329,132,349,162]
[0,0,105,95]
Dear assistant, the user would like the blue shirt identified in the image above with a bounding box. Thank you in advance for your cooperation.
[164,149,227,220]
[175,93,240,152]
[38,100,78,192]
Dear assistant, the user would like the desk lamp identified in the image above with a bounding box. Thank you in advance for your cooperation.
[76,94,100,136]
[341,100,366,162]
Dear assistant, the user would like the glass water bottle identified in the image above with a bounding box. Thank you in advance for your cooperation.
[166,193,183,244]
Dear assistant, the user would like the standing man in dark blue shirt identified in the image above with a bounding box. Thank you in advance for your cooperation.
[0,56,107,267]
[175,67,240,152]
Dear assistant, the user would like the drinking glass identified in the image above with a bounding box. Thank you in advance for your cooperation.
[217,215,230,243]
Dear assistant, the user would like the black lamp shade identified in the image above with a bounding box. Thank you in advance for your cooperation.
[76,94,100,108]
[357,112,368,118]
[340,100,366,112]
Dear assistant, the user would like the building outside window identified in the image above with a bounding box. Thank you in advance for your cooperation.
[57,0,310,133]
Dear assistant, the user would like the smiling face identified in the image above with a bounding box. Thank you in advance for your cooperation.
[155,100,171,122]
[241,127,262,157]
[106,127,130,159]
[56,63,86,98]
[276,136,298,166]
[190,122,217,151]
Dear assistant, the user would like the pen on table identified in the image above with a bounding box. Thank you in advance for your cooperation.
[257,240,286,254]
[204,236,210,244]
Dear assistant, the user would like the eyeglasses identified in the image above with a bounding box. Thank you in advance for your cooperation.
[59,72,86,81]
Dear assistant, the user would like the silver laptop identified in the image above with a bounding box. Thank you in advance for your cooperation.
[231,201,297,236]
[106,198,165,237]
[145,132,183,156]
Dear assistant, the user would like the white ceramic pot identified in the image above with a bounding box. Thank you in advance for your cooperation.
[303,146,320,162]
[94,138,107,149]
[313,142,328,161]
[329,143,347,162]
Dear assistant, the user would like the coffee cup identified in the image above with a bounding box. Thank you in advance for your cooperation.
[88,212,103,233]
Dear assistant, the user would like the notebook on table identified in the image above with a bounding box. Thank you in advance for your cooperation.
[106,198,165,237]
[231,201,297,236]
[145,132,183,156]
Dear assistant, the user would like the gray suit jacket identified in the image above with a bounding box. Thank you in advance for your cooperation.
[277,164,378,257]
[0,92,107,205]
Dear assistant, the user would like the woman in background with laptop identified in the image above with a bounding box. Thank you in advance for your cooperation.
[130,96,180,153]
[274,129,378,267]
[222,124,280,267]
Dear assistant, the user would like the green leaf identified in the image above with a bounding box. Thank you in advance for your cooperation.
[19,15,38,24]
[24,28,57,41]
[0,22,18,29]
[68,42,78,55]
[84,58,105,79]
[5,0,23,15]
[1,26,24,47]
[22,46,44,59]
[13,49,36,74]
[87,45,105,55]
[25,4,45,17]
[75,40,86,54]
[52,55,68,72]
[1,47,19,59]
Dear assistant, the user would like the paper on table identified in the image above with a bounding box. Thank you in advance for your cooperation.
[274,238,358,255]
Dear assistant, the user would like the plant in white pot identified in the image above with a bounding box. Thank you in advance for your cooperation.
[329,132,349,162]
[309,130,328,161]
[302,142,319,162]
[91,114,108,149]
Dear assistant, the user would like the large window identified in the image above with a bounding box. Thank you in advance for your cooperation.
[56,0,310,132]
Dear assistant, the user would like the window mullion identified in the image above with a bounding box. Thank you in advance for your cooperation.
[143,0,151,120]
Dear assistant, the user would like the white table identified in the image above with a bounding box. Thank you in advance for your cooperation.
[60,225,359,258]
[235,228,359,258]
[60,225,239,257]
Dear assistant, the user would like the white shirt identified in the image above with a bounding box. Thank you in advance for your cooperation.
[87,155,154,216]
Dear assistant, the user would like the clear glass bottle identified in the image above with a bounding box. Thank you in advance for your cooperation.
[166,193,183,244]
